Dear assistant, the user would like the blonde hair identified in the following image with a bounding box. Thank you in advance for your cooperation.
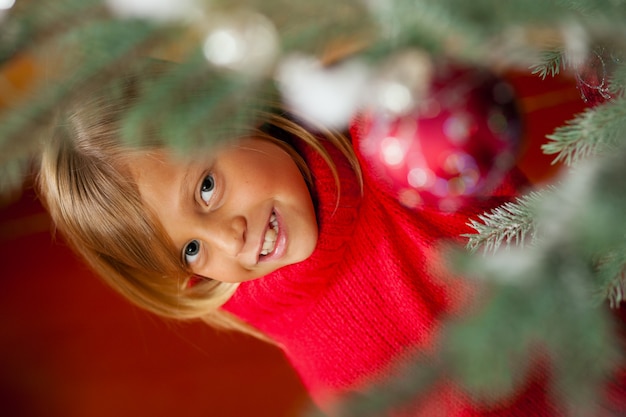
[37,62,361,336]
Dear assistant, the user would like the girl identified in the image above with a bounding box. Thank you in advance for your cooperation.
[37,62,587,416]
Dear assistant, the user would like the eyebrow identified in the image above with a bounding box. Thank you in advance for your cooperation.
[179,164,195,211]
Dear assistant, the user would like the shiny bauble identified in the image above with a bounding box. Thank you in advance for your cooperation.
[358,62,522,212]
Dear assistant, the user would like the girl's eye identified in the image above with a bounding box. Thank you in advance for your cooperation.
[184,240,201,264]
[200,174,215,204]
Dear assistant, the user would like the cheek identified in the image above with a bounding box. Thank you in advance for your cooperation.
[258,159,305,195]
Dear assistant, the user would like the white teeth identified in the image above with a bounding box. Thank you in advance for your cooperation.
[260,213,279,256]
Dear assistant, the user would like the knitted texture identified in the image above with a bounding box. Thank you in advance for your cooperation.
[222,121,553,415]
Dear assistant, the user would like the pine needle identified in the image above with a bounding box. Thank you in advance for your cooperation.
[542,98,626,166]
[0,19,157,191]
[608,60,626,96]
[595,250,626,308]
[606,269,626,309]
[530,49,564,80]
[464,190,546,253]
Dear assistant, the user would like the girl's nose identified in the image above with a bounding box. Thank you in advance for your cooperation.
[210,215,246,256]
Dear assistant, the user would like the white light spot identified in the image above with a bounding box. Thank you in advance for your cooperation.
[443,113,472,144]
[203,11,279,76]
[277,55,370,128]
[561,22,590,70]
[381,137,405,166]
[203,30,242,67]
[407,167,429,188]
[379,82,413,114]
[106,0,196,22]
[0,0,15,10]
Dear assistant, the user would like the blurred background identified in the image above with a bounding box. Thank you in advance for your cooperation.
[0,188,311,417]
[2,0,625,415]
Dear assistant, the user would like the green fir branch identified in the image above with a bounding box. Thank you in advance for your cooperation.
[319,357,443,417]
[530,49,564,80]
[542,98,626,166]
[608,59,626,97]
[464,190,547,253]
[119,51,274,151]
[455,220,619,416]
[0,0,103,65]
[596,250,626,308]
[0,19,158,193]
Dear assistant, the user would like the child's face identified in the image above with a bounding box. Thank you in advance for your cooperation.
[129,137,318,283]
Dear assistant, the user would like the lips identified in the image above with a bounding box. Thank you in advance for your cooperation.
[256,208,288,264]
[260,212,279,256]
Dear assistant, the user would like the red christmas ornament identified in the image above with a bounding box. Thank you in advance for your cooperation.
[359,62,522,212]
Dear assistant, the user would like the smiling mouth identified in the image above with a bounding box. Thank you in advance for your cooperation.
[260,212,279,257]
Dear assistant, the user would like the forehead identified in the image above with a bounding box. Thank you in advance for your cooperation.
[128,150,179,182]
[126,150,192,246]
[127,149,190,202]
[127,148,213,182]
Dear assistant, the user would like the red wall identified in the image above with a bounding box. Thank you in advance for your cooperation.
[0,187,313,417]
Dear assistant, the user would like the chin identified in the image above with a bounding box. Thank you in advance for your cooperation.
[293,242,317,264]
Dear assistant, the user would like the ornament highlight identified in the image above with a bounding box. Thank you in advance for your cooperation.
[368,50,434,116]
[202,10,279,76]
[0,0,14,23]
[277,55,370,129]
[0,0,15,10]
[106,0,197,22]
[359,62,522,212]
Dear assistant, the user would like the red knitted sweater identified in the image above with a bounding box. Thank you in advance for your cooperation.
[221,118,554,415]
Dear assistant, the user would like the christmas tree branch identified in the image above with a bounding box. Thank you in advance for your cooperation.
[542,98,626,166]
[464,190,547,253]
[609,60,626,96]
[530,49,564,80]
[0,0,103,65]
[0,18,158,194]
[596,249,626,308]
[119,51,270,150]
